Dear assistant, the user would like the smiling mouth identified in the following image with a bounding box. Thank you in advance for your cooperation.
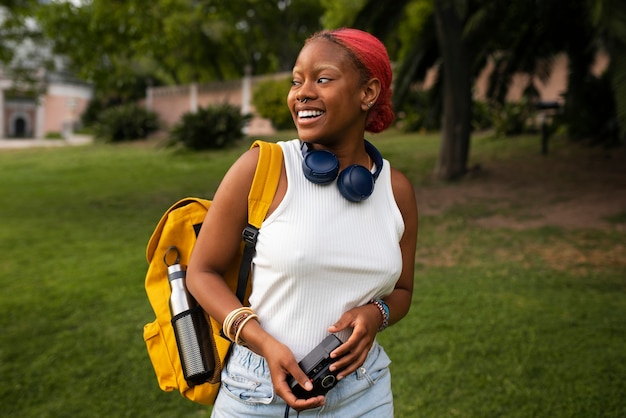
[297,110,325,119]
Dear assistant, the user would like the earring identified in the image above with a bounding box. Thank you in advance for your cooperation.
[367,102,374,108]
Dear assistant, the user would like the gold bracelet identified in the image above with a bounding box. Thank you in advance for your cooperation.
[222,307,255,341]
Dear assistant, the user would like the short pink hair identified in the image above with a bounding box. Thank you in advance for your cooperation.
[307,28,395,133]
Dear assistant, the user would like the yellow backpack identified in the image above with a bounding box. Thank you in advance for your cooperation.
[142,140,283,405]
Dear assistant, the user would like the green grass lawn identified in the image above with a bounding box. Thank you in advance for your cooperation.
[0,132,624,417]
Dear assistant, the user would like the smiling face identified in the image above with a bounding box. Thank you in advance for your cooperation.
[287,39,373,146]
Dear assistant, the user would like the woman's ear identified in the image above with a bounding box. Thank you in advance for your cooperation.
[361,78,381,111]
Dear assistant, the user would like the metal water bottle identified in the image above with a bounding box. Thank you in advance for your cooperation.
[165,246,214,385]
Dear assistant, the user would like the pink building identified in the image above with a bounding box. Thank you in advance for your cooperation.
[0,70,93,139]
[146,71,288,137]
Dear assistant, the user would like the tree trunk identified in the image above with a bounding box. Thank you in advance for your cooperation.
[433,0,472,180]
[610,51,626,142]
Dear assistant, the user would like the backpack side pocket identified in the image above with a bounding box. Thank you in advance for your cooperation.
[143,320,177,392]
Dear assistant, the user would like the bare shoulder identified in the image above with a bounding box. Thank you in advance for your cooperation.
[389,167,418,216]
[214,146,260,198]
[203,146,261,227]
[227,146,260,185]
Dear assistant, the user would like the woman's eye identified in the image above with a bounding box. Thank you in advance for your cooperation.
[317,77,331,84]
[291,80,301,86]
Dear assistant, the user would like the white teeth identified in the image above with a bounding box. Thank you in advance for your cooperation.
[298,110,324,118]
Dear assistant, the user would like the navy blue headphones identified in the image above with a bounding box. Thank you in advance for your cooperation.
[301,140,383,202]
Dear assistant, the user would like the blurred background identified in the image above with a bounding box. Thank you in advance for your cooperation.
[1,1,624,417]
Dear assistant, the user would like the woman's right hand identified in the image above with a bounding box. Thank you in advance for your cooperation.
[252,334,326,411]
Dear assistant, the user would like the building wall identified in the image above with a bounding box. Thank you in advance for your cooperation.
[413,51,609,105]
[147,73,289,137]
[474,52,609,103]
[43,83,92,137]
[4,100,36,137]
[0,75,92,139]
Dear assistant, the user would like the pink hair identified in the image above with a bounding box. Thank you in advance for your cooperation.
[307,28,395,133]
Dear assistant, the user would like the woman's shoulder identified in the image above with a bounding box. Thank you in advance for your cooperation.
[224,139,297,194]
[389,166,412,192]
[389,166,418,220]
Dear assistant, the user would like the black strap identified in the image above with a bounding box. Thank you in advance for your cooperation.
[235,224,260,303]
[195,221,255,304]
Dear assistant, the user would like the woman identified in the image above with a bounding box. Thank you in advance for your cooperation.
[187,28,418,417]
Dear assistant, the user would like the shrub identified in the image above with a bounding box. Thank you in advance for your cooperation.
[557,72,619,146]
[252,77,294,130]
[169,103,251,150]
[472,100,493,132]
[93,103,159,142]
[44,131,64,140]
[395,88,441,133]
[490,100,533,137]
[81,97,107,128]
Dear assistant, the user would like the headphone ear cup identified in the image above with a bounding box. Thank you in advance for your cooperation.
[337,165,375,202]
[301,149,340,184]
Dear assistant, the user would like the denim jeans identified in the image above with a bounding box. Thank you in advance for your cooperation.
[211,341,394,417]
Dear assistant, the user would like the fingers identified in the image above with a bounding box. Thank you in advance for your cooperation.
[330,337,371,380]
[265,345,326,411]
[277,372,325,410]
[286,394,326,411]
[327,314,351,334]
[326,305,380,379]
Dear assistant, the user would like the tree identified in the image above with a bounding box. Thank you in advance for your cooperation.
[0,0,51,92]
[350,0,474,180]
[589,0,626,142]
[348,0,624,180]
[432,0,471,180]
[34,0,324,103]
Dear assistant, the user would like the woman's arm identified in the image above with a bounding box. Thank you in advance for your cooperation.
[186,147,259,324]
[385,166,419,325]
[186,147,324,411]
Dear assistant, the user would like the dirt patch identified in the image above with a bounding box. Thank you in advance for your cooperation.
[415,146,626,231]
[414,144,626,272]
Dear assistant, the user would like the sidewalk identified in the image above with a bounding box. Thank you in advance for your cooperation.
[0,134,93,149]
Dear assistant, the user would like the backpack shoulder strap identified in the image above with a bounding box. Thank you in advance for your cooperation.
[248,140,283,228]
[236,140,283,302]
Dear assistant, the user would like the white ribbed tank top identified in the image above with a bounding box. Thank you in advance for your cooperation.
[249,139,404,361]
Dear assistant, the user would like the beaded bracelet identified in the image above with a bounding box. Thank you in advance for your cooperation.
[234,313,259,346]
[370,299,390,332]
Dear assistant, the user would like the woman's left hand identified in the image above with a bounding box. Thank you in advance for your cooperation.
[326,303,382,379]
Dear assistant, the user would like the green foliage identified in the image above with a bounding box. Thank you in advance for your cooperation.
[558,72,620,146]
[80,97,108,128]
[252,77,294,131]
[93,103,160,142]
[398,95,546,138]
[0,0,52,90]
[44,131,63,140]
[490,100,534,137]
[169,104,251,150]
[472,100,493,131]
[321,0,367,28]
[34,0,324,101]
[394,0,433,62]
[396,88,441,132]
